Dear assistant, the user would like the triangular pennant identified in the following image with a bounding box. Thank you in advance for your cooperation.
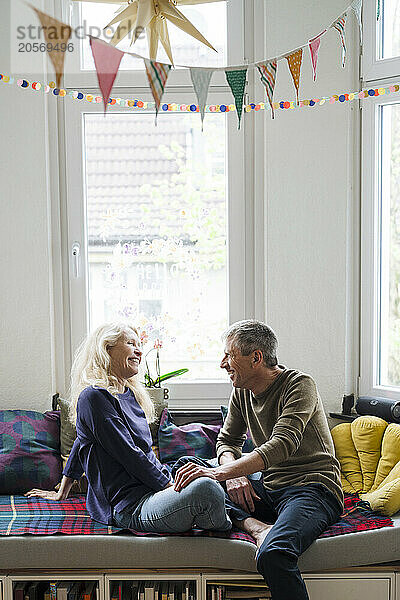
[256,60,277,119]
[351,0,363,43]
[89,37,124,112]
[144,58,172,120]
[308,31,325,82]
[190,68,214,128]
[31,6,72,88]
[332,14,347,68]
[286,49,303,105]
[225,69,247,129]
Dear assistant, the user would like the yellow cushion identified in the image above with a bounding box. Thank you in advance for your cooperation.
[331,423,363,494]
[331,416,400,516]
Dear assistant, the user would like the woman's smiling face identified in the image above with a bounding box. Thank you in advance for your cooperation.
[108,330,143,382]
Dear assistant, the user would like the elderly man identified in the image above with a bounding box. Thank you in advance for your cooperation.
[174,320,344,600]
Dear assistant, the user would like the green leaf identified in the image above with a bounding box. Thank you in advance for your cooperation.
[154,368,189,385]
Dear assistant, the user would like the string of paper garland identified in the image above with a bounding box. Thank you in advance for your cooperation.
[2,72,399,114]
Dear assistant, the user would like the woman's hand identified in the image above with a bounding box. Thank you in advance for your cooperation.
[174,462,218,491]
[25,475,74,501]
[24,488,64,501]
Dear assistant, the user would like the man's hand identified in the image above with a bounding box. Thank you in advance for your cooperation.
[225,476,260,512]
[173,462,218,491]
[24,488,64,501]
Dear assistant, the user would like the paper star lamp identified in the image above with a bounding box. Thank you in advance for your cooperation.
[73,0,220,64]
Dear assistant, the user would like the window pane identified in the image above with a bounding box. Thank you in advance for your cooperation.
[379,103,400,387]
[83,112,228,381]
[76,1,227,70]
[379,0,400,59]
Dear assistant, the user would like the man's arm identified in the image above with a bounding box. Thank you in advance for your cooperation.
[217,450,262,512]
[174,449,265,509]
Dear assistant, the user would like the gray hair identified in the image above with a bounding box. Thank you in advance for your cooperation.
[222,320,278,367]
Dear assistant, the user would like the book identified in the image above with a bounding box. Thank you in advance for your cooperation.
[154,582,160,600]
[206,584,267,589]
[130,582,139,600]
[160,582,168,600]
[49,584,57,600]
[14,582,26,600]
[81,582,96,600]
[144,583,154,600]
[138,582,145,600]
[110,583,124,600]
[224,591,270,598]
[27,581,48,600]
[56,582,71,600]
[67,582,82,600]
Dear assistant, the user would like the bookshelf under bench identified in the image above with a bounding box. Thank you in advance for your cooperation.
[1,568,399,600]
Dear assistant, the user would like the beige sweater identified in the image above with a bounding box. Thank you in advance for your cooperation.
[216,367,344,509]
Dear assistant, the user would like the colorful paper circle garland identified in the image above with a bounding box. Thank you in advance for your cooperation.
[1,73,399,114]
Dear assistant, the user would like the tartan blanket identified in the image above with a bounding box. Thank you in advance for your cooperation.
[0,494,393,541]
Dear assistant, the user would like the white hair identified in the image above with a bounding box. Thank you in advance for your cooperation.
[69,321,154,424]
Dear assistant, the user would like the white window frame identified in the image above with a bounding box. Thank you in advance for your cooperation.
[53,0,266,407]
[361,0,400,400]
[361,92,400,400]
[362,0,400,82]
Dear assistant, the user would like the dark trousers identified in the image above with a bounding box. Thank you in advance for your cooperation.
[172,457,342,600]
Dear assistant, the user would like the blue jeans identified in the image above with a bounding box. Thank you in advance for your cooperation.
[112,476,232,533]
[230,477,342,600]
[171,457,342,600]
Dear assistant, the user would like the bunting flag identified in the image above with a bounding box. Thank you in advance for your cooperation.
[30,6,72,88]
[144,58,172,119]
[286,49,303,105]
[308,31,325,82]
[333,14,347,68]
[351,0,363,43]
[256,60,277,118]
[89,37,124,112]
[190,68,214,128]
[225,69,247,129]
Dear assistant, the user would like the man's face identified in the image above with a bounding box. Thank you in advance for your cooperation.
[220,339,254,389]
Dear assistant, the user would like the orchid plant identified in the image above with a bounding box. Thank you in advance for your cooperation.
[141,336,188,388]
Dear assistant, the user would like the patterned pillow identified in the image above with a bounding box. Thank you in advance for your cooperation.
[220,405,255,453]
[158,409,221,464]
[0,410,62,494]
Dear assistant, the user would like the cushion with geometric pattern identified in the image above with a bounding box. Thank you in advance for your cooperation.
[0,410,62,494]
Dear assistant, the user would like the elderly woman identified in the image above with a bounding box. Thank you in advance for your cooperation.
[26,322,231,534]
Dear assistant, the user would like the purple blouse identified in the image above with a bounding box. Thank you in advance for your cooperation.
[63,386,171,525]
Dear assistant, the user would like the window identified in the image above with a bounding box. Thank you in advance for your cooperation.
[361,0,400,398]
[363,0,400,81]
[59,0,265,405]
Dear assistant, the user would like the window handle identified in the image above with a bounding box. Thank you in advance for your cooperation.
[72,242,81,278]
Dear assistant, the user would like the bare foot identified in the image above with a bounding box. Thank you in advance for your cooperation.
[233,517,273,548]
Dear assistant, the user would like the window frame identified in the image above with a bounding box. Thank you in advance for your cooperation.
[362,0,400,82]
[360,91,400,400]
[361,0,400,400]
[55,0,266,407]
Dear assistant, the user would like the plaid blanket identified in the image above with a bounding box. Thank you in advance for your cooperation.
[0,494,393,542]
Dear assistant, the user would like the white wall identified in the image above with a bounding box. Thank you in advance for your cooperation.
[0,0,54,411]
[262,0,359,414]
[0,0,359,414]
